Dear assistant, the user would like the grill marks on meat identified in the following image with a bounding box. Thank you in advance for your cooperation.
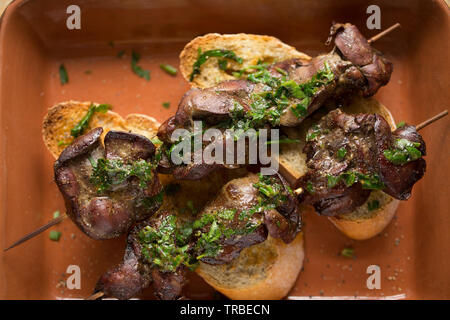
[157,23,393,180]
[54,128,162,239]
[297,109,426,216]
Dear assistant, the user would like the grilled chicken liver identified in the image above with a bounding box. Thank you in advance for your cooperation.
[54,128,162,239]
[297,109,426,216]
[95,211,185,300]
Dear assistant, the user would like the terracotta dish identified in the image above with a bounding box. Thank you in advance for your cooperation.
[0,0,448,299]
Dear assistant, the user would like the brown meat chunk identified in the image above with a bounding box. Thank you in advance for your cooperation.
[54,128,162,239]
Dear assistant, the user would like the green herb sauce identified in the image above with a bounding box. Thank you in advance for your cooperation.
[131,51,150,80]
[189,49,244,81]
[70,103,111,138]
[59,64,69,85]
[138,174,290,271]
[89,158,155,193]
[325,170,384,190]
[383,138,422,165]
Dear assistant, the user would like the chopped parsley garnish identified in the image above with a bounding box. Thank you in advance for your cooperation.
[89,158,155,193]
[218,59,228,70]
[139,174,291,270]
[189,49,243,81]
[57,140,70,147]
[140,215,193,272]
[383,138,422,165]
[162,102,170,109]
[324,171,384,190]
[151,137,163,146]
[306,125,321,141]
[59,64,69,85]
[327,175,340,188]
[131,51,150,80]
[117,50,125,58]
[306,181,315,194]
[368,200,380,211]
[160,64,177,76]
[49,230,62,241]
[291,104,308,118]
[396,121,406,128]
[70,103,112,138]
[53,211,60,219]
[337,147,347,159]
[341,247,355,259]
[284,62,334,120]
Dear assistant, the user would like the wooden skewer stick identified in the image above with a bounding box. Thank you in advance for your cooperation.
[86,291,105,300]
[415,110,448,131]
[3,214,67,252]
[368,23,401,43]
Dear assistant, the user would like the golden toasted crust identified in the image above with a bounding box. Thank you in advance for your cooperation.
[124,113,160,141]
[42,101,160,159]
[329,194,399,240]
[179,33,311,88]
[196,233,304,300]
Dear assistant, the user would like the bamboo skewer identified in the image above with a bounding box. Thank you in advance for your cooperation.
[3,214,67,252]
[416,110,448,131]
[86,291,105,300]
[368,23,401,43]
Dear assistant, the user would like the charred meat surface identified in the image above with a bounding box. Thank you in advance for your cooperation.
[95,173,302,299]
[297,109,426,216]
[157,22,393,180]
[54,128,162,239]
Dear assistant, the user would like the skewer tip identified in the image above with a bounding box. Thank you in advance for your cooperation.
[368,23,401,43]
[3,214,66,252]
[415,109,448,131]
[86,291,104,300]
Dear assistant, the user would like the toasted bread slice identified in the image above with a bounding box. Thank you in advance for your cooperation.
[328,191,399,240]
[196,233,304,300]
[179,33,311,88]
[42,101,160,159]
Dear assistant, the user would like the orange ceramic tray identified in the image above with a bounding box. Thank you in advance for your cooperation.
[0,0,448,299]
